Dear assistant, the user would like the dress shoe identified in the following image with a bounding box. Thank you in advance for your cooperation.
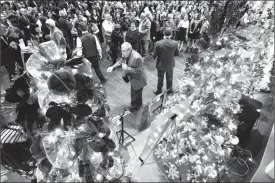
[125,106,137,112]
[167,90,175,95]
[153,90,161,96]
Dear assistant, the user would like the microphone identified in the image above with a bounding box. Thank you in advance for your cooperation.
[170,114,178,120]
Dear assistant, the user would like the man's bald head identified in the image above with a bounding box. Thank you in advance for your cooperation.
[122,42,132,50]
[121,42,132,58]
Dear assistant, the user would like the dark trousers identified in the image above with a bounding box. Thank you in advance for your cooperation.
[110,46,119,65]
[157,69,173,92]
[87,56,106,82]
[141,40,150,57]
[131,86,143,109]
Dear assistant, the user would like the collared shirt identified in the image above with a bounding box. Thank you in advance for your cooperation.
[178,19,189,28]
[77,31,102,57]
[102,20,114,35]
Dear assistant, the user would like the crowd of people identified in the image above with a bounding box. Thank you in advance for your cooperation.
[1,0,213,81]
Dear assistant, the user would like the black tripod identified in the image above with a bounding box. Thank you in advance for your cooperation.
[116,108,135,145]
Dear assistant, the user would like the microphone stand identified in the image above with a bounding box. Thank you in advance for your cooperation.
[116,108,135,145]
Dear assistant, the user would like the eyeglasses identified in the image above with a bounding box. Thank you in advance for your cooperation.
[121,48,131,52]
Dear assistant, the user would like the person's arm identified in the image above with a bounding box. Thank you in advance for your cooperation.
[112,59,122,70]
[153,42,158,59]
[76,37,82,56]
[102,4,107,19]
[140,20,151,34]
[186,21,189,35]
[53,32,63,46]
[177,20,182,28]
[94,34,102,58]
[174,43,179,57]
[124,57,143,74]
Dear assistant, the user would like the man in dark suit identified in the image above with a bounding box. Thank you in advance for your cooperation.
[153,27,179,95]
[79,22,108,84]
[107,42,147,112]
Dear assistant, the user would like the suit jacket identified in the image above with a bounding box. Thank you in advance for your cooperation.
[153,38,179,70]
[113,50,147,90]
[139,18,151,40]
[57,18,73,45]
[125,29,139,51]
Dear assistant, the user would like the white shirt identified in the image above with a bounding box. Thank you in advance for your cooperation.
[178,20,189,28]
[102,20,114,35]
[77,31,102,57]
[36,19,42,32]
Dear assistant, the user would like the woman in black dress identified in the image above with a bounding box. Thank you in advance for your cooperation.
[177,14,189,52]
[186,12,203,53]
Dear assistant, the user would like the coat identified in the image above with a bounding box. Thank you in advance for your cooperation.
[113,50,147,90]
[139,18,151,40]
[153,38,179,70]
[57,18,73,48]
[125,29,139,51]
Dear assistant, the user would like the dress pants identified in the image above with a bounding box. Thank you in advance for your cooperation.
[141,40,150,57]
[131,86,143,109]
[157,69,173,93]
[87,56,106,82]
[110,46,119,65]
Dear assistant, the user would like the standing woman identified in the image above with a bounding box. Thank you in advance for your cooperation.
[110,24,123,66]
[167,14,176,40]
[175,11,181,43]
[186,13,202,53]
[177,14,189,52]
[125,21,139,52]
[114,11,122,25]
[91,9,104,43]
[155,13,162,42]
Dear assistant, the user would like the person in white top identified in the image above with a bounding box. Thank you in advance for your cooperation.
[177,14,189,52]
[102,14,114,37]
[102,13,114,60]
